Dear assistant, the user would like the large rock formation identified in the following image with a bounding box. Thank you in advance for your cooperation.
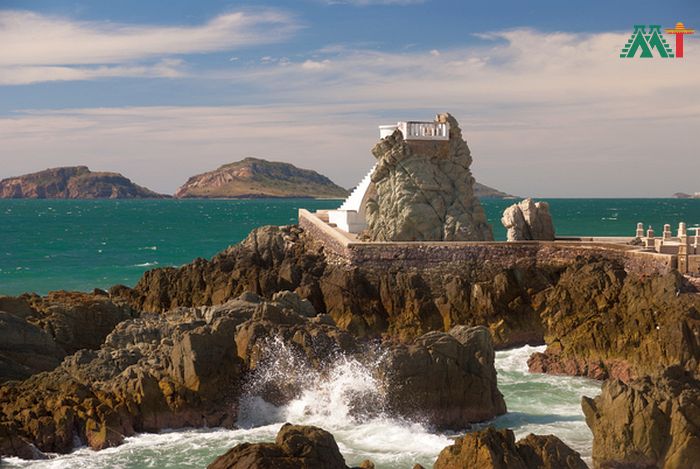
[381,326,506,429]
[0,301,247,457]
[363,113,493,241]
[0,291,137,382]
[175,157,348,199]
[582,366,700,469]
[208,424,351,469]
[501,198,555,241]
[528,261,700,381]
[433,427,587,469]
[0,166,167,199]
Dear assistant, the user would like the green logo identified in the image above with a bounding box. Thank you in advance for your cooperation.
[620,25,675,58]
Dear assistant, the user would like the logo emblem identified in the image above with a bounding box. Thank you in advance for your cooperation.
[620,22,694,58]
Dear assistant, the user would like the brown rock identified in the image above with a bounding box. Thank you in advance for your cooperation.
[582,366,700,469]
[208,423,348,469]
[434,427,586,469]
[381,326,506,429]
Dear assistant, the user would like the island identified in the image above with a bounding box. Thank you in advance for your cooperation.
[174,157,349,199]
[0,166,168,199]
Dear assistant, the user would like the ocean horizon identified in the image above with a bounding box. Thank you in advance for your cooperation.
[1,197,699,297]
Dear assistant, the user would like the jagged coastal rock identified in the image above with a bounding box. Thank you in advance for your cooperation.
[501,198,555,241]
[433,427,587,469]
[528,262,700,381]
[381,326,506,429]
[0,166,167,199]
[174,157,348,199]
[363,114,493,241]
[582,366,700,469]
[208,424,350,469]
[0,291,137,382]
[0,290,504,458]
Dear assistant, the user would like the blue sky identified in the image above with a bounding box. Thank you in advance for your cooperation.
[0,0,699,196]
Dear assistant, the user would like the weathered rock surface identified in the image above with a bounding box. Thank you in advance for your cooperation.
[0,291,138,382]
[0,166,167,199]
[582,366,700,469]
[528,261,700,381]
[208,423,350,469]
[501,198,555,241]
[381,326,506,429]
[363,113,493,241]
[0,311,65,382]
[0,299,248,457]
[175,157,348,199]
[119,224,552,347]
[434,427,587,469]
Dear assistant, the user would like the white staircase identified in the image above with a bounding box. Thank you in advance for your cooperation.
[339,163,377,211]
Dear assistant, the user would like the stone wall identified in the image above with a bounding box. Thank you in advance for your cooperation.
[299,209,675,277]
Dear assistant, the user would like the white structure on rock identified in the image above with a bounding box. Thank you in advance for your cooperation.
[328,118,451,234]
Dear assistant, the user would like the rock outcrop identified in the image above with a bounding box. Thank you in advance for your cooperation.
[528,261,700,381]
[0,300,247,457]
[381,326,506,429]
[208,423,350,469]
[434,427,587,469]
[501,198,555,241]
[582,366,700,469]
[0,291,138,382]
[175,157,348,199]
[0,166,167,199]
[363,113,493,241]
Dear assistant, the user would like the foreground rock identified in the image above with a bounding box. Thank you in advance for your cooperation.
[434,427,587,469]
[528,262,700,381]
[363,113,493,241]
[0,291,137,382]
[175,157,348,199]
[0,166,167,199]
[382,326,506,429]
[582,366,700,469]
[501,198,555,241]
[209,423,350,469]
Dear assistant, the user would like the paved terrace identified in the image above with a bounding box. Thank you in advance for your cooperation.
[298,209,698,278]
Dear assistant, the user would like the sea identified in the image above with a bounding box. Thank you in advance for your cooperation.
[1,197,700,468]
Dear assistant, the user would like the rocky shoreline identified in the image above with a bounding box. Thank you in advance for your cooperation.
[1,222,700,467]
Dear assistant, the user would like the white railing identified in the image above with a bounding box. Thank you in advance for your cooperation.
[398,121,449,140]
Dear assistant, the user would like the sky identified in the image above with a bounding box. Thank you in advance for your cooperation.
[0,0,698,197]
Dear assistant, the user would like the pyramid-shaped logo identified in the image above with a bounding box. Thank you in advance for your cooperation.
[620,22,695,58]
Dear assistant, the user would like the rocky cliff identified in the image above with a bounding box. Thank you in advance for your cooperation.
[175,157,348,199]
[113,223,700,382]
[363,113,493,241]
[582,366,700,469]
[0,166,166,199]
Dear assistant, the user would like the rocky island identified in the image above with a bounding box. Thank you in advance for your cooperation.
[1,114,699,469]
[174,157,349,199]
[0,166,167,199]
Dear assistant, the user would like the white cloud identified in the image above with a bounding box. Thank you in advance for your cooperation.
[0,9,300,84]
[1,29,699,197]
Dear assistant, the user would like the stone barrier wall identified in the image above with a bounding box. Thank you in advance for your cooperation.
[298,209,676,276]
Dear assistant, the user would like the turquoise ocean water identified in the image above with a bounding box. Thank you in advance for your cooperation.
[1,198,699,296]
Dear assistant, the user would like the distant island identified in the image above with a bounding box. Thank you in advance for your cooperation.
[175,157,349,199]
[0,159,515,200]
[0,166,168,199]
[473,182,515,199]
[673,192,700,199]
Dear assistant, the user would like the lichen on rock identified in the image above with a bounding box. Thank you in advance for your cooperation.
[363,113,493,241]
